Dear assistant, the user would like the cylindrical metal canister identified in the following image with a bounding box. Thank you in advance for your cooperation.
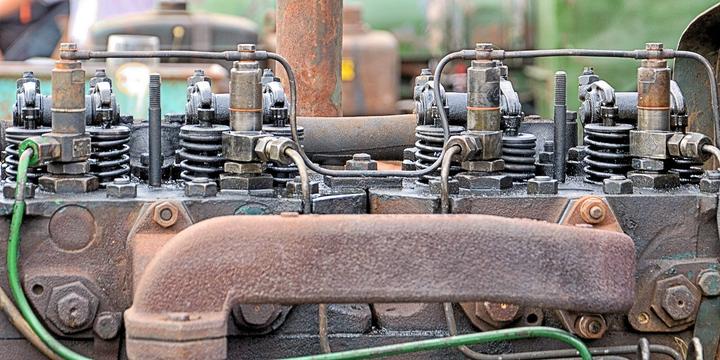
[229,44,263,132]
[51,43,86,135]
[467,57,501,132]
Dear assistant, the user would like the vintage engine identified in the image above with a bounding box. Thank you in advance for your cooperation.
[2,7,720,360]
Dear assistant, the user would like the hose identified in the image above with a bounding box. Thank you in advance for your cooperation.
[442,303,681,360]
[6,146,91,360]
[703,144,720,168]
[285,148,312,214]
[284,325,591,360]
[440,146,461,214]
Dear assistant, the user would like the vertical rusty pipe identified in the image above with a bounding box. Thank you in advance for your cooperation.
[52,43,85,135]
[637,43,671,131]
[276,0,342,116]
[148,74,162,187]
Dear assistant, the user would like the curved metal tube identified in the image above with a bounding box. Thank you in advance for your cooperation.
[440,145,460,214]
[285,148,311,214]
[125,214,635,359]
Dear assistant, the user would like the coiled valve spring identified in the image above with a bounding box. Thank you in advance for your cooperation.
[177,124,230,182]
[583,123,632,184]
[502,133,537,182]
[88,126,131,186]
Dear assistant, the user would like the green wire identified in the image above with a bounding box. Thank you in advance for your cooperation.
[285,326,592,360]
[7,145,91,360]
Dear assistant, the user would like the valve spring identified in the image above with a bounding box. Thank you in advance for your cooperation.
[177,124,230,182]
[262,125,305,185]
[582,123,633,185]
[88,126,131,186]
[414,125,464,181]
[669,157,703,184]
[502,133,537,182]
[3,127,50,183]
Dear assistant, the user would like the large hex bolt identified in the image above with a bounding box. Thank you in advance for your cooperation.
[481,302,520,323]
[106,178,137,198]
[661,284,699,321]
[184,177,218,198]
[527,176,558,195]
[697,270,720,297]
[153,202,179,228]
[46,281,99,334]
[603,175,633,194]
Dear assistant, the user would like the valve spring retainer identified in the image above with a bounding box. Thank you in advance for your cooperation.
[502,133,537,182]
[88,126,131,186]
[3,127,50,183]
[178,124,230,182]
[670,157,703,184]
[262,125,305,186]
[582,123,633,185]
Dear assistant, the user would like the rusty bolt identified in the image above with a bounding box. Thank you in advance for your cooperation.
[153,202,179,228]
[661,285,699,321]
[93,312,122,340]
[46,281,98,334]
[579,197,607,224]
[574,314,607,339]
[57,293,90,329]
[697,270,720,297]
[482,302,520,323]
[232,304,282,329]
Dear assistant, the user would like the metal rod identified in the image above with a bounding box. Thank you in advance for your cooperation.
[60,49,267,61]
[441,145,460,214]
[148,74,162,187]
[553,71,567,182]
[318,303,331,354]
[285,148,311,214]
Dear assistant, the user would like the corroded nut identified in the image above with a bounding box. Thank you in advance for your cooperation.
[445,135,480,162]
[679,132,712,162]
[223,131,269,163]
[697,270,720,297]
[153,202,179,228]
[603,175,633,195]
[46,281,99,334]
[527,176,558,195]
[661,285,698,321]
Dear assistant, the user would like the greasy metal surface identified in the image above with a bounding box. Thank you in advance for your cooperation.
[124,213,635,354]
[299,114,416,162]
[276,0,343,116]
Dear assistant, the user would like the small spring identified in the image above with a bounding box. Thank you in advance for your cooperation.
[670,157,703,184]
[502,133,537,182]
[262,125,304,185]
[3,127,50,183]
[177,124,229,182]
[414,125,464,180]
[583,123,633,184]
[88,126,131,186]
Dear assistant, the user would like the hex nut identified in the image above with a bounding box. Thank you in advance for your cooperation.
[574,315,607,339]
[628,171,680,190]
[184,178,218,197]
[467,130,503,160]
[482,302,520,323]
[260,137,297,165]
[667,133,684,157]
[219,173,274,191]
[3,183,36,199]
[579,197,607,224]
[700,171,720,193]
[527,176,558,195]
[47,161,89,175]
[567,146,587,161]
[153,202,179,228]
[461,159,505,173]
[680,132,712,161]
[445,135,480,162]
[46,133,91,162]
[224,161,263,174]
[286,176,320,195]
[93,312,122,340]
[603,175,633,194]
[455,173,512,190]
[631,158,665,171]
[38,174,99,193]
[661,285,699,321]
[345,153,378,170]
[222,131,269,163]
[106,179,137,198]
[629,130,672,159]
[46,281,99,334]
[697,270,720,297]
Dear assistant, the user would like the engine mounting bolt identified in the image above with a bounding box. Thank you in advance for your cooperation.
[697,270,720,296]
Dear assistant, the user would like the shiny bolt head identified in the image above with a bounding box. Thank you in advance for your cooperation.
[697,270,720,297]
[661,285,698,321]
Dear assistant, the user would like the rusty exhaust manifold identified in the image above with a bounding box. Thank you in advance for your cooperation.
[125,214,635,359]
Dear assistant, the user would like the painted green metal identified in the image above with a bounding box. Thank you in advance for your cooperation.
[531,0,719,118]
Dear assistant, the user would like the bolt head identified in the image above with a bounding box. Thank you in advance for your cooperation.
[661,285,698,321]
[153,202,179,228]
[184,179,218,198]
[482,302,520,323]
[46,281,99,334]
[697,270,720,296]
[527,176,558,195]
[603,176,633,194]
[93,312,122,340]
[646,42,664,51]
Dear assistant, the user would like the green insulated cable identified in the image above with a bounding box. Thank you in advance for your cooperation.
[285,326,591,360]
[6,144,91,360]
